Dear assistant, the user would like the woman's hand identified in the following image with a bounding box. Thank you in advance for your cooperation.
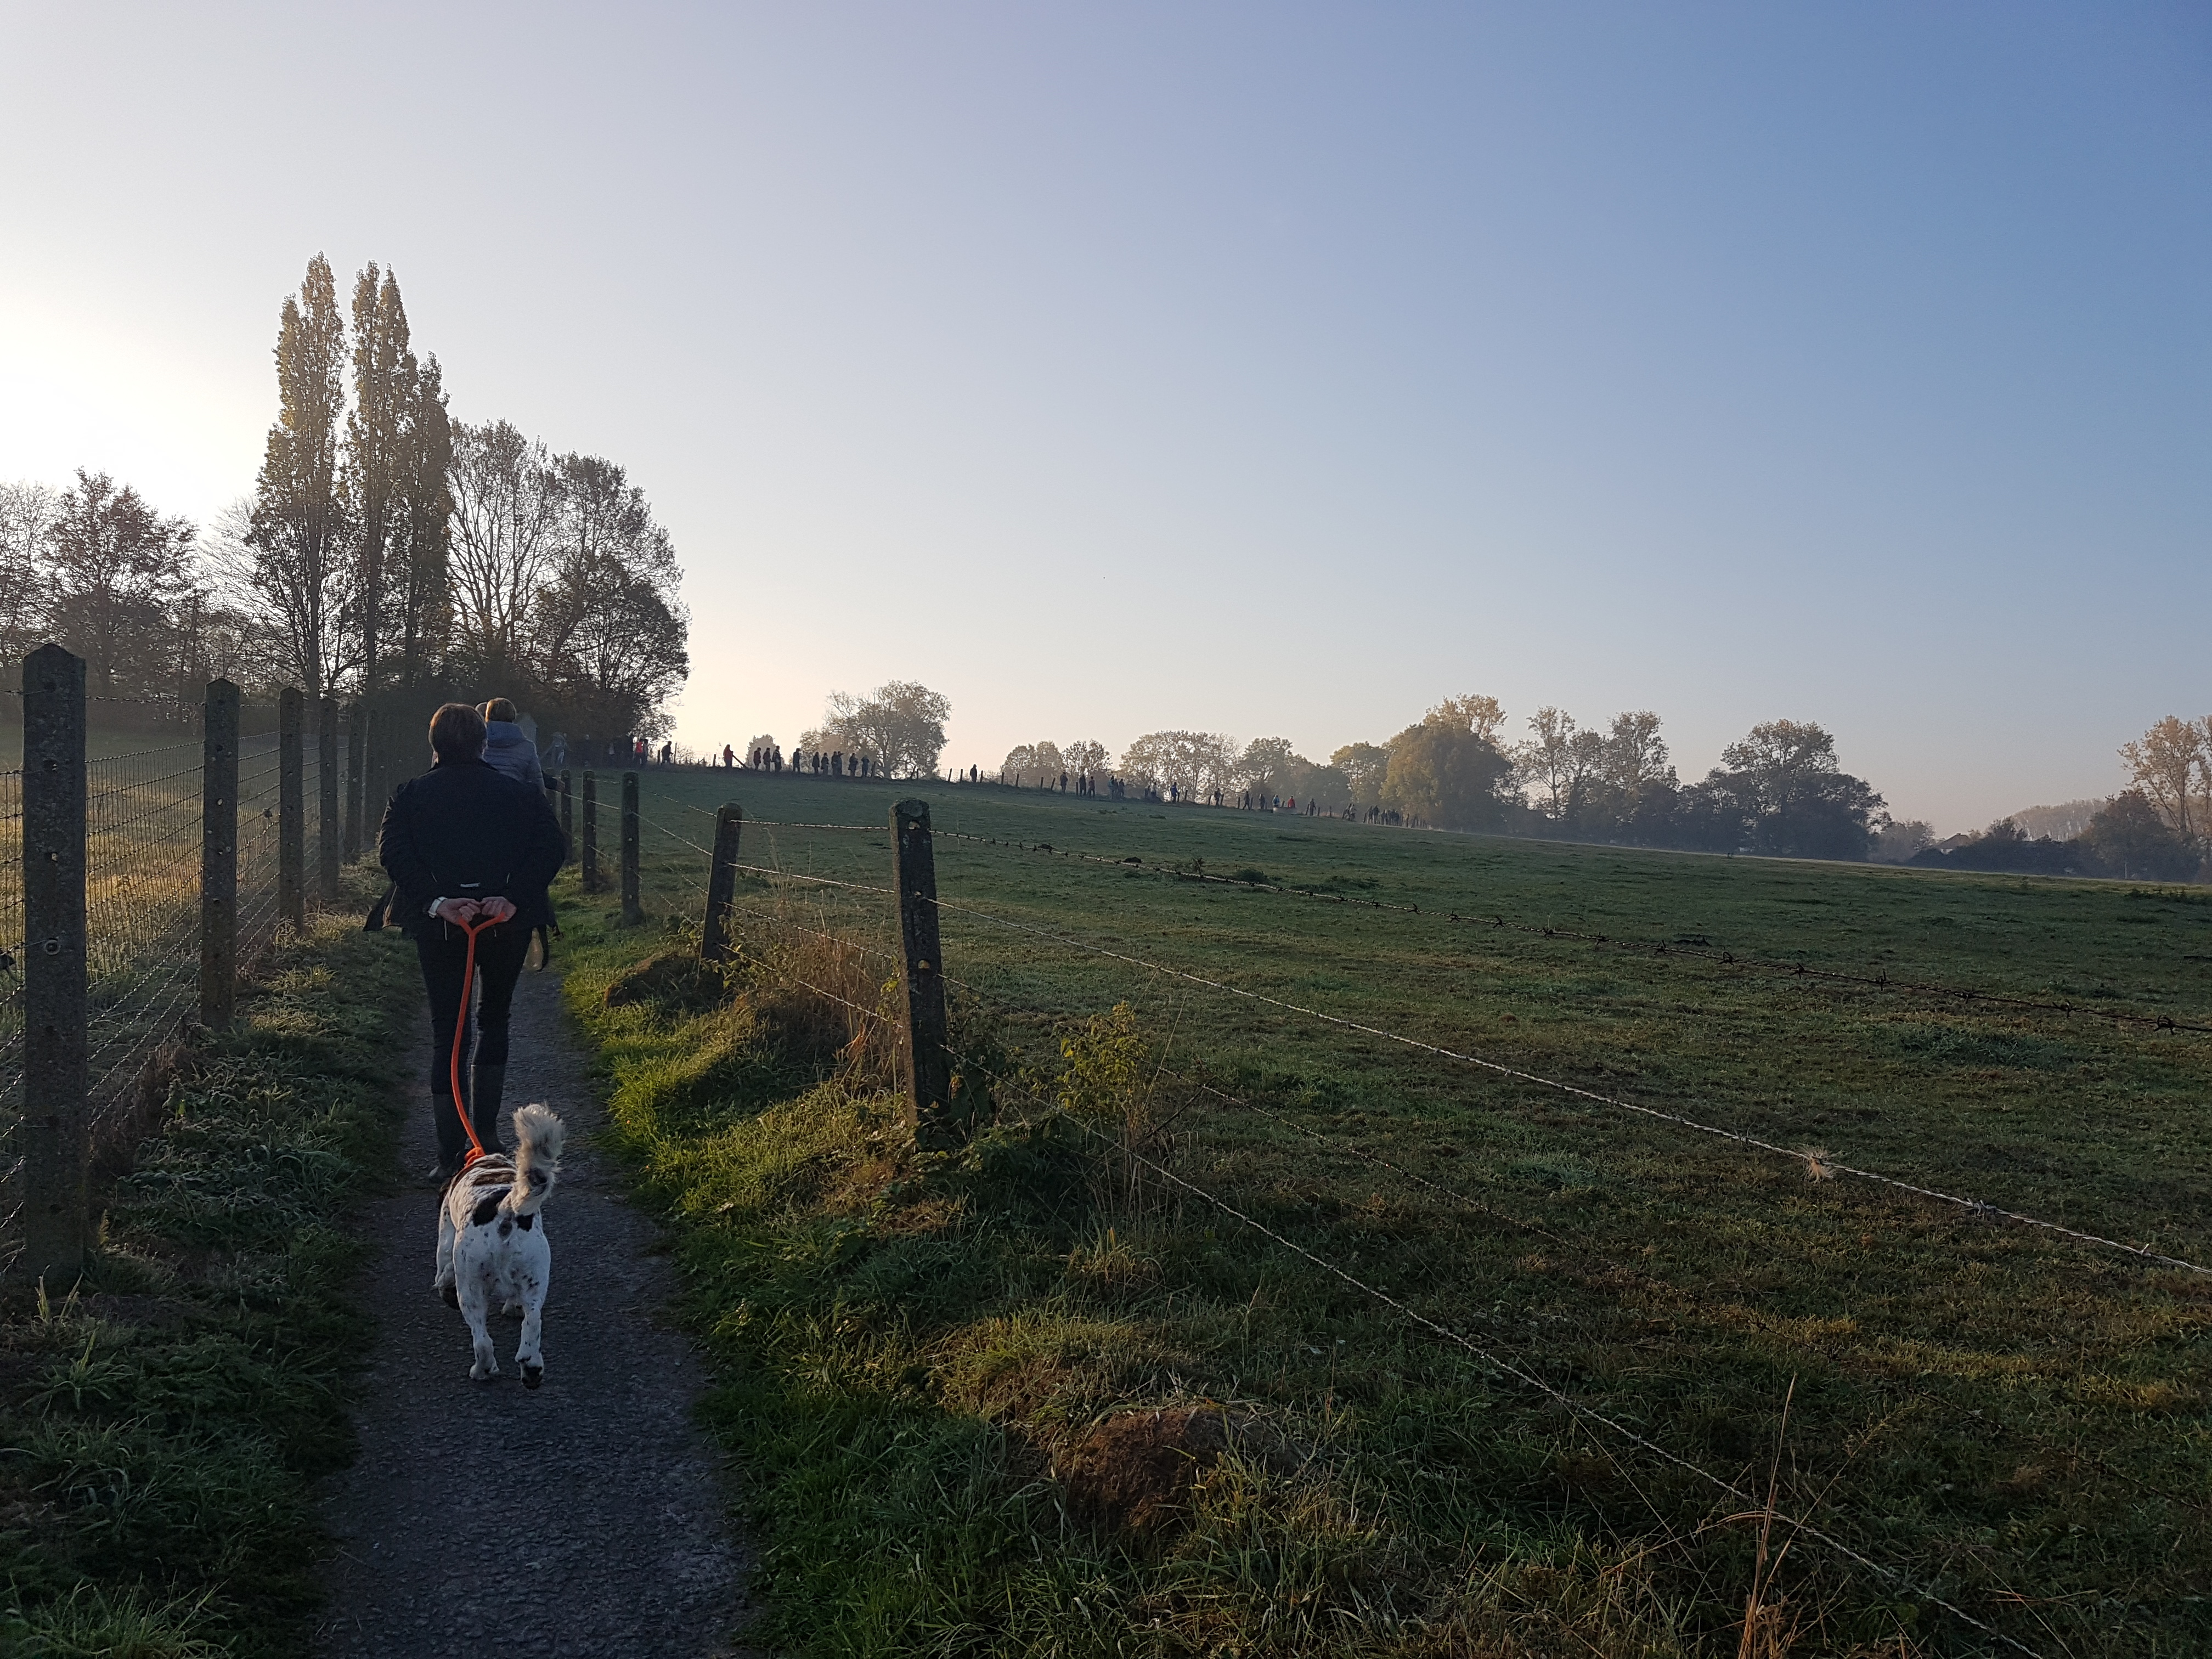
[478,896,518,924]
[433,898,479,925]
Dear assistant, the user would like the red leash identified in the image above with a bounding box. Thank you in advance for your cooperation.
[449,913,496,1169]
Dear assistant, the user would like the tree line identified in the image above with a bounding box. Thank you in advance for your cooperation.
[0,254,688,747]
[1911,716,2212,882]
[980,698,1889,858]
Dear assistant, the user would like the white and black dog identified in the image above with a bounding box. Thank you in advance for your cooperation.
[432,1102,566,1386]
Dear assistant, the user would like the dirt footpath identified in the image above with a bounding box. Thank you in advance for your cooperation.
[314,964,753,1658]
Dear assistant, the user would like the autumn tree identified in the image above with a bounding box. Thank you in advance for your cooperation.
[1330,742,1390,809]
[1427,693,1506,743]
[391,352,453,686]
[2119,716,2209,840]
[1117,731,1239,799]
[533,452,687,739]
[1380,717,1514,830]
[1515,707,1604,820]
[1001,741,1065,784]
[820,681,951,777]
[44,471,203,699]
[447,420,559,683]
[246,254,353,698]
[0,481,57,663]
[1692,719,1884,860]
[345,262,410,690]
[1235,737,1302,798]
[1063,739,1109,779]
[2083,790,2198,881]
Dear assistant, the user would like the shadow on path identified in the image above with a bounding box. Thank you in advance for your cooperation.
[315,962,753,1658]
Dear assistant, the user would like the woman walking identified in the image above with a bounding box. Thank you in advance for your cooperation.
[481,696,545,791]
[381,703,567,1180]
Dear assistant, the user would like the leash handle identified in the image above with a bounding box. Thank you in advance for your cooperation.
[449,913,496,1169]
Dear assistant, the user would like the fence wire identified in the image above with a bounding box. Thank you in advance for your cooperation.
[6,697,328,1238]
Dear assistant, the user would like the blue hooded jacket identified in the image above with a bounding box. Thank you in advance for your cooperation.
[484,720,545,792]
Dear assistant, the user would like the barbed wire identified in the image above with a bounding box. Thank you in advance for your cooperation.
[674,831,2212,1530]
[1003,1059,2048,1656]
[687,909,2050,1655]
[662,823,2210,1279]
[664,808,2211,1036]
[664,842,2209,1274]
[917,888,2212,1277]
[906,823,2212,1037]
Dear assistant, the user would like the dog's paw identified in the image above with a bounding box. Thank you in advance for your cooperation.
[522,1363,543,1390]
[470,1361,498,1382]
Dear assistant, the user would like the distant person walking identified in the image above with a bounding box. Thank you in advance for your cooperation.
[380,703,567,1181]
[480,697,544,791]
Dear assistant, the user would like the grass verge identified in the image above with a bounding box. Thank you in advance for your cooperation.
[1,891,417,1658]
[558,884,1901,1658]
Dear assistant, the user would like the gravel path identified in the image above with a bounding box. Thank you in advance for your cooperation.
[314,963,755,1658]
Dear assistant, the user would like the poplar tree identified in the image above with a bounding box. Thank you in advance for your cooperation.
[392,351,453,685]
[247,253,352,699]
[345,263,410,691]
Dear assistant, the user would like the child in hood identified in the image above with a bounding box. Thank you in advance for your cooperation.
[480,697,545,792]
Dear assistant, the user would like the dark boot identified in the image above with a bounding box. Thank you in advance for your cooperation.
[471,1063,507,1153]
[430,1090,468,1180]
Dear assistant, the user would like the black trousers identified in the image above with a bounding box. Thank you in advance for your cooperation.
[415,921,532,1168]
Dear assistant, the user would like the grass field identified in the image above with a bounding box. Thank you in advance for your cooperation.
[565,768,2210,1657]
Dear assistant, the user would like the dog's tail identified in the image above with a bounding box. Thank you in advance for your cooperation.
[507,1103,566,1216]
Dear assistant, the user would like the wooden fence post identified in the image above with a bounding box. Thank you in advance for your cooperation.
[201,679,240,1030]
[620,771,642,923]
[891,798,971,1150]
[317,696,340,900]
[701,804,743,962]
[581,771,600,891]
[278,687,304,933]
[343,700,364,861]
[558,770,573,845]
[22,644,88,1284]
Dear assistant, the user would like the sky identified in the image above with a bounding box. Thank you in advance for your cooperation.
[2,2,2206,832]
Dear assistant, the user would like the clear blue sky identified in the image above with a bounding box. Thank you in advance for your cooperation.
[3,2,2205,830]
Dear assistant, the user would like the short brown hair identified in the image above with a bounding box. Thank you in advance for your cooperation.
[482,697,517,723]
[429,702,488,761]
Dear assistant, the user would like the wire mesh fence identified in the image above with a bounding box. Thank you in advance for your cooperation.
[4,670,343,1274]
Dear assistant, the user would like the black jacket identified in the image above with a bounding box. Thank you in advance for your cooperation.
[378,758,567,938]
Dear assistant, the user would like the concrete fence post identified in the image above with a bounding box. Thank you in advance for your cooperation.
[317,696,340,900]
[21,644,88,1284]
[200,679,240,1030]
[343,701,365,862]
[278,687,304,934]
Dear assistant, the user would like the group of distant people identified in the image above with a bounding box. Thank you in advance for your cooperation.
[738,745,879,777]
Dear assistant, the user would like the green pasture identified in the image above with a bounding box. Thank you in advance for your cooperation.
[571,768,2210,1656]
